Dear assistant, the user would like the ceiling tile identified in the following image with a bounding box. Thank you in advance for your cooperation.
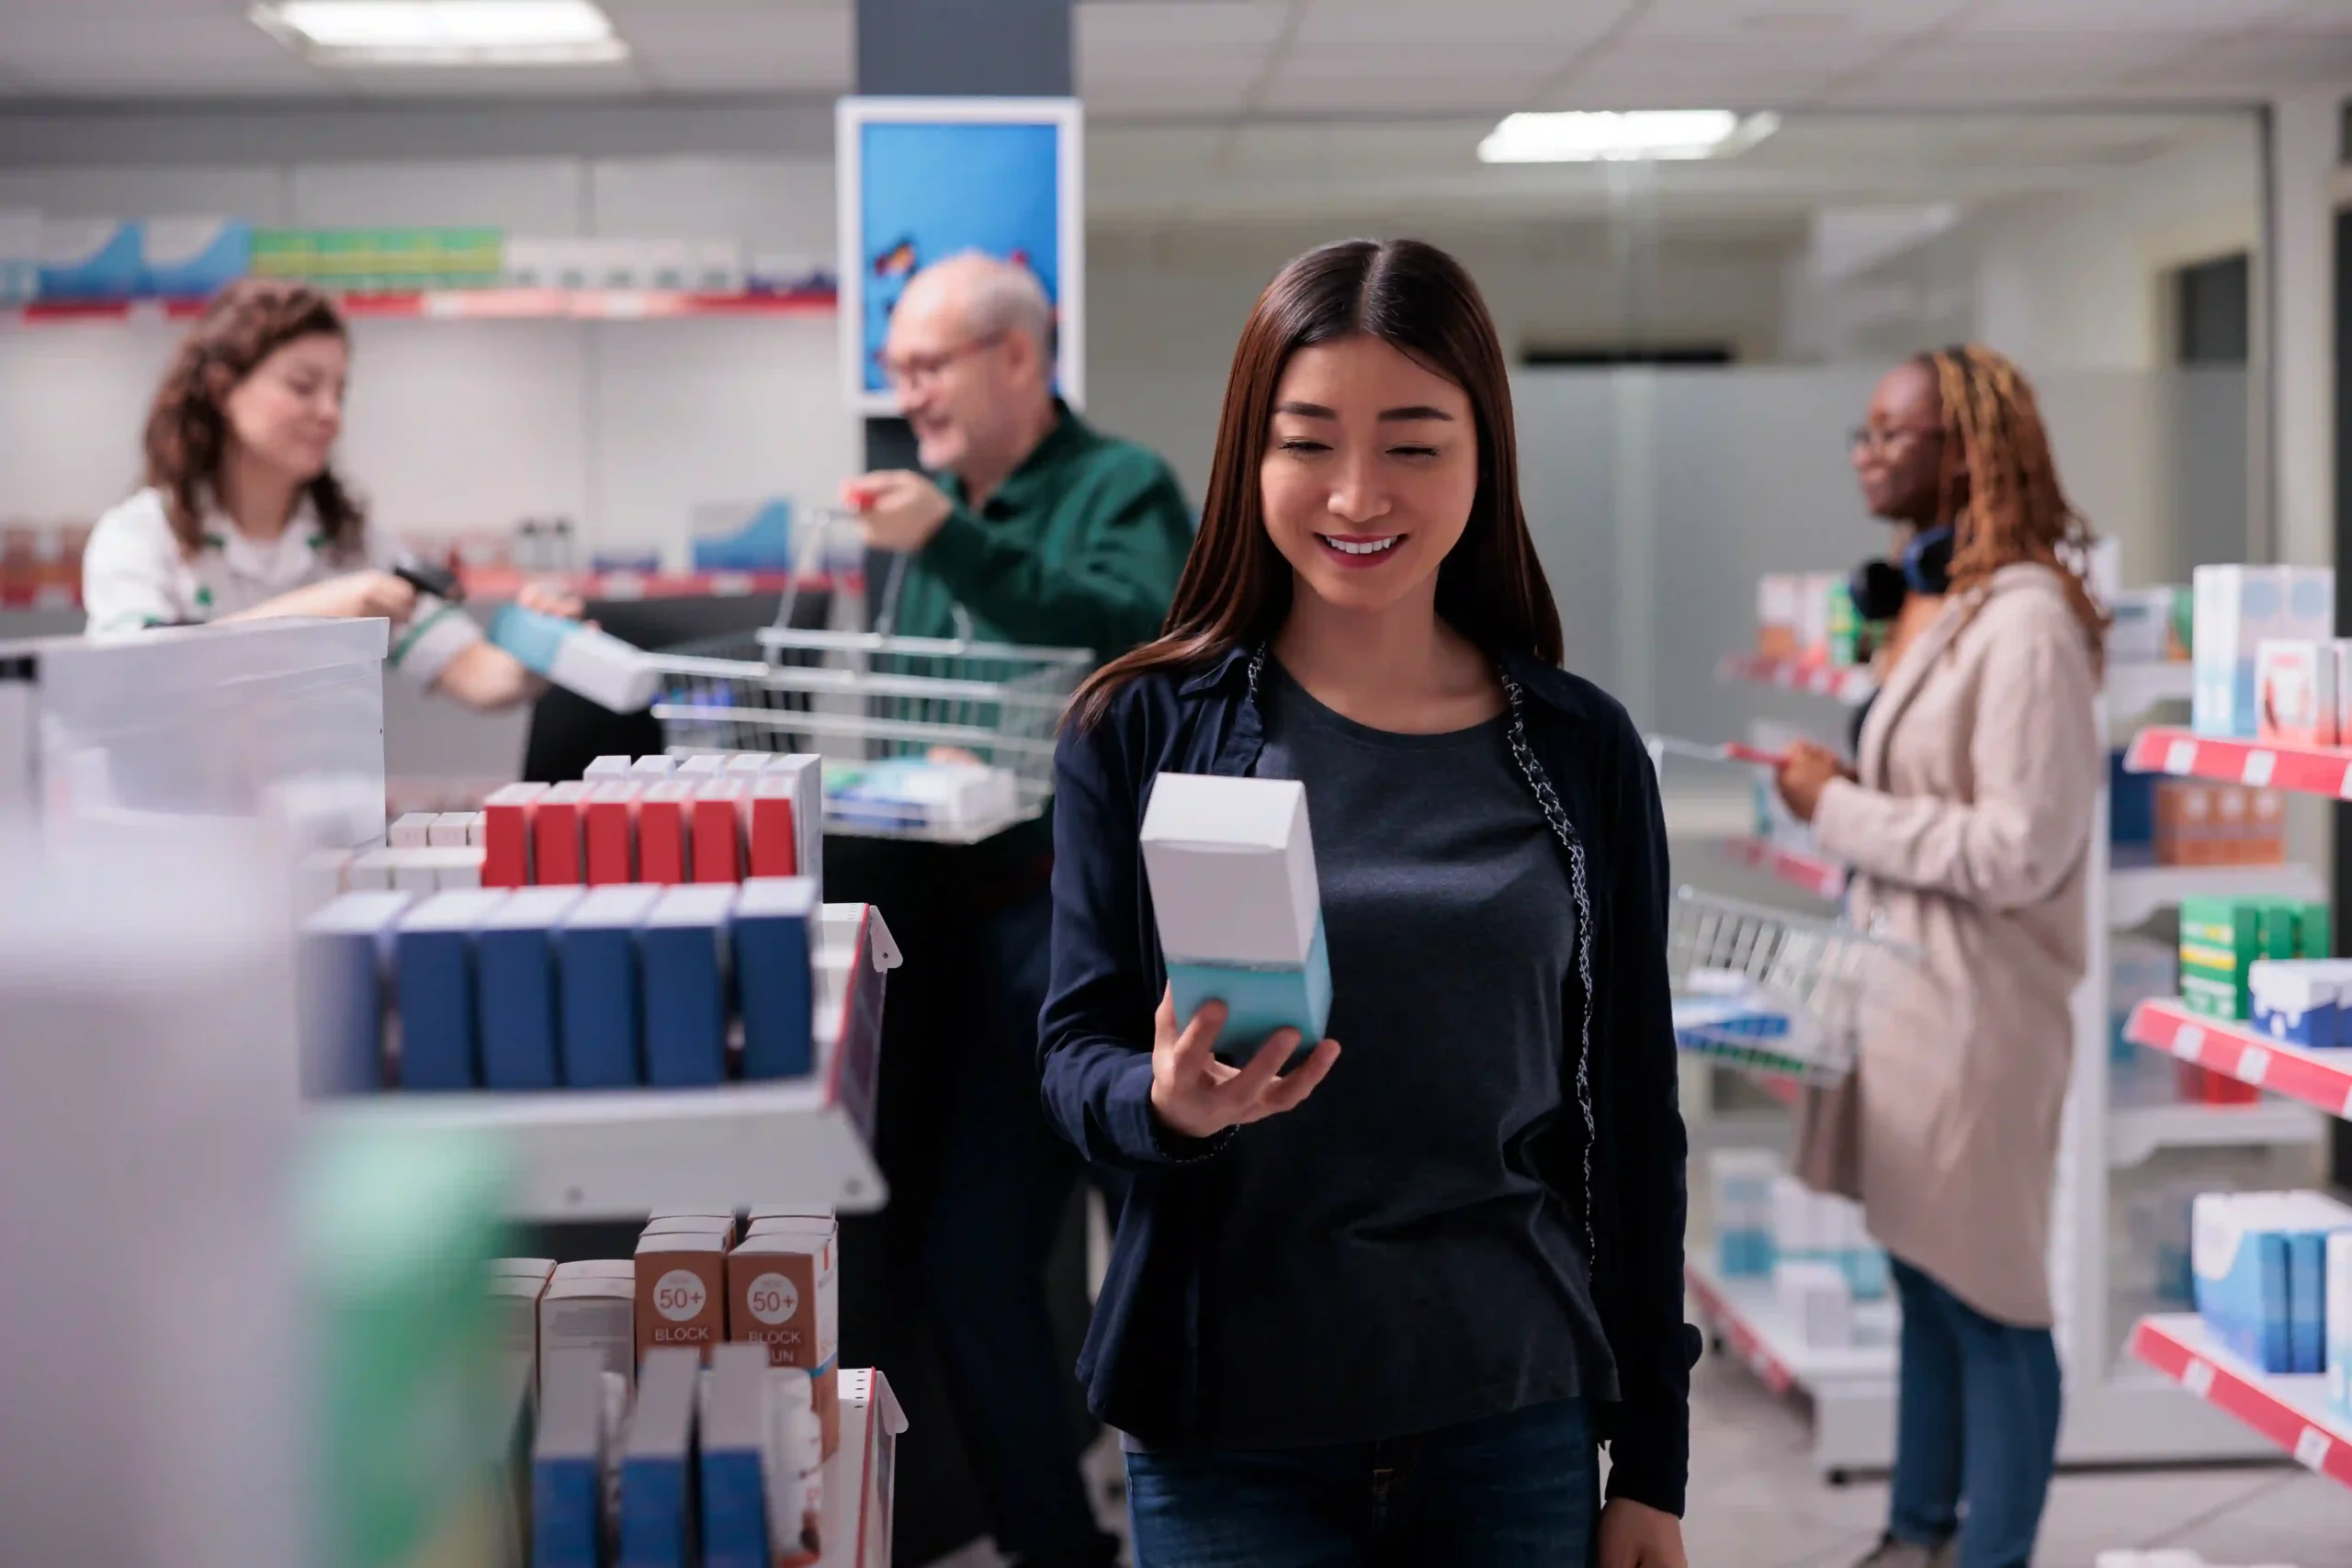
[340,62,647,98]
[1585,30,1890,71]
[1257,69,1550,116]
[624,5,852,91]
[1080,43,1268,87]
[1962,0,2299,29]
[1630,0,1970,39]
[0,9,333,95]
[1291,0,1636,48]
[1078,1,1290,52]
[1279,40,1590,77]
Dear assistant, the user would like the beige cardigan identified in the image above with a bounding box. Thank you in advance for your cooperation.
[1795,563,2102,1327]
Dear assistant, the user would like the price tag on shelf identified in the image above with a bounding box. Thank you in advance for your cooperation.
[2237,1046,2269,1086]
[2174,1024,2205,1064]
[2242,750,2277,786]
[2294,1426,2332,1472]
[2182,1358,2215,1398]
[2165,739,2199,774]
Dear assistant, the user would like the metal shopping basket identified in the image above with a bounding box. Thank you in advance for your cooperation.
[642,510,1096,844]
[1668,887,1905,1087]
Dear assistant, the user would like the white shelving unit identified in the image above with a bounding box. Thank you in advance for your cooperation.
[315,904,900,1220]
[1706,653,2294,1472]
[1686,1259,1897,1479]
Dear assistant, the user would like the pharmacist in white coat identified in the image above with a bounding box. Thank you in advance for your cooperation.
[81,277,577,709]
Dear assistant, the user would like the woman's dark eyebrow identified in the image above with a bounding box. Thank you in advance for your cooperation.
[1272,400,1455,422]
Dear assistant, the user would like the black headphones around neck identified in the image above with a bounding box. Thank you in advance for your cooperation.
[1849,524,1954,623]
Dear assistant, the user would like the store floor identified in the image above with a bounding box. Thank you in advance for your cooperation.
[923,1350,2352,1567]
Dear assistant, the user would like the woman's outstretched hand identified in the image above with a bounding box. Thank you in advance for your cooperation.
[1599,1498,1689,1568]
[1147,987,1340,1142]
[1774,739,1854,824]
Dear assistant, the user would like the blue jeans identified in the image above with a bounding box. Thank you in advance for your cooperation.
[1888,1256,2063,1568]
[1125,1398,1598,1568]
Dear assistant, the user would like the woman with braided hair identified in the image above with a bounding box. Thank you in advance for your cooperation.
[1773,345,2105,1568]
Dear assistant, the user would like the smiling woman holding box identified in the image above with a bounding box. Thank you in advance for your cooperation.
[1041,239,1696,1568]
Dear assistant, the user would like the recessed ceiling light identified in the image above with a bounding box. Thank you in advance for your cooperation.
[251,1,628,67]
[1476,110,1781,164]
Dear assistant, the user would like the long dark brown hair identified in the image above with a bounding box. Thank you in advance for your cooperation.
[1069,238,1563,730]
[1919,344,2108,660]
[142,277,366,558]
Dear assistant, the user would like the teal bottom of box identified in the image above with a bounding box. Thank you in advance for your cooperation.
[1170,920,1331,1065]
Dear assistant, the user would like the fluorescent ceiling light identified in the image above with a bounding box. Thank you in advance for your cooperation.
[1477,110,1779,164]
[253,2,627,66]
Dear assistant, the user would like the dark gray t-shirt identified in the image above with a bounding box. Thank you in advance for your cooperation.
[1193,661,1617,1449]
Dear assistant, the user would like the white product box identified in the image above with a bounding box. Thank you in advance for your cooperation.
[1139,773,1319,967]
[389,811,437,849]
[2256,639,2337,746]
[583,755,635,781]
[539,1260,635,1392]
[630,754,678,779]
[2108,587,2175,664]
[1776,1260,1853,1349]
[2195,567,2290,739]
[427,811,481,849]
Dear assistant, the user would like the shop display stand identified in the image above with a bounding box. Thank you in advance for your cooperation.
[314,903,900,1220]
[2117,736,2352,1487]
[1703,653,2290,1472]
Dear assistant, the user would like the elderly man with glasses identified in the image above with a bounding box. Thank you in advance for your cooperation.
[841,251,1191,1568]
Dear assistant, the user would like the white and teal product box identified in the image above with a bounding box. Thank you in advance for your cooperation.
[0,209,36,305]
[1710,1149,1778,1280]
[141,217,252,298]
[1140,773,1329,1064]
[489,604,662,714]
[37,217,142,301]
[2194,566,2334,739]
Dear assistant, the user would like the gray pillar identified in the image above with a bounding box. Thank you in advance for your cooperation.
[844,11,1082,1562]
[855,0,1074,471]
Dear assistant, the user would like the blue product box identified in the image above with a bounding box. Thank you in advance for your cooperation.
[642,886,734,1087]
[2109,750,2154,856]
[2290,1227,2326,1375]
[533,1348,614,1568]
[140,218,253,299]
[1717,1229,1773,1280]
[2249,960,2339,1052]
[394,889,509,1090]
[37,218,142,301]
[557,885,662,1088]
[298,890,415,1096]
[691,498,795,573]
[1170,917,1332,1066]
[477,886,582,1091]
[733,877,817,1080]
[1845,1246,1892,1303]
[697,1346,775,1568]
[619,1348,700,1568]
[2194,1194,2295,1372]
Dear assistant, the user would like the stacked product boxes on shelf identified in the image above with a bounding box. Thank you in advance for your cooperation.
[2178,897,2335,1104]
[2190,1190,2352,1380]
[1755,572,1876,668]
[1705,1151,1893,1352]
[2192,565,2335,739]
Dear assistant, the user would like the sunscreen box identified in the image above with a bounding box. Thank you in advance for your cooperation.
[726,1219,842,1455]
[482,782,548,888]
[636,1231,728,1365]
[638,782,695,886]
[298,888,413,1095]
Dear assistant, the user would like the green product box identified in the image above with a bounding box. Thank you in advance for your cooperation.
[316,230,378,289]
[251,228,321,279]
[302,1122,514,1568]
[2296,901,2332,958]
[1827,582,1862,667]
[2257,902,2300,962]
[2181,972,2247,1021]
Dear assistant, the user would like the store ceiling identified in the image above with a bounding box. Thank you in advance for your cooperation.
[0,0,2344,107]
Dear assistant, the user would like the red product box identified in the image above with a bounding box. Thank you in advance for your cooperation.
[481,783,548,888]
[638,782,695,886]
[584,782,642,886]
[749,791,798,878]
[691,780,749,885]
[533,782,594,886]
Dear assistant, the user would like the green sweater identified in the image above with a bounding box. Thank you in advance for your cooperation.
[891,404,1193,863]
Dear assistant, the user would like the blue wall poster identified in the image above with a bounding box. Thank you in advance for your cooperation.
[836,96,1084,414]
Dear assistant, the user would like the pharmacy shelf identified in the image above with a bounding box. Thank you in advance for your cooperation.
[1715,653,1877,704]
[1686,1258,1896,1477]
[8,288,838,326]
[1721,836,1848,899]
[2132,1315,2352,1488]
[2105,660,2195,722]
[2124,726,2352,797]
[313,904,900,1220]
[2123,999,2352,1122]
[2108,862,2327,931]
[455,567,841,603]
[2106,1099,2329,1168]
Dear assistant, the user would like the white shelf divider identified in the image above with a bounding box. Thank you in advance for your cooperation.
[2108,862,2327,931]
[2105,1099,2329,1168]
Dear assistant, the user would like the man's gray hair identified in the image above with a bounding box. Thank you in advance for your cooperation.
[947,250,1057,357]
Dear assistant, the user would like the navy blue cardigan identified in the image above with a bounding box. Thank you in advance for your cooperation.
[1038,642,1702,1517]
